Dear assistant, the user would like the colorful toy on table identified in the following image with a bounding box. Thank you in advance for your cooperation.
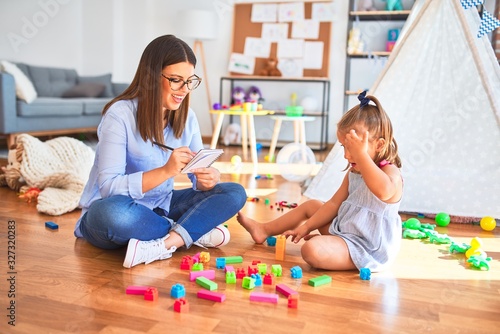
[428,232,452,245]
[467,254,492,271]
[285,93,304,116]
[435,212,451,227]
[246,85,264,106]
[480,216,496,231]
[465,237,487,259]
[449,241,471,254]
[232,86,246,106]
[383,0,403,11]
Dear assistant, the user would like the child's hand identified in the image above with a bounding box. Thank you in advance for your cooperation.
[344,129,369,161]
[284,223,310,243]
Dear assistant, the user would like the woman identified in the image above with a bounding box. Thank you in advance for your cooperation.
[74,35,247,268]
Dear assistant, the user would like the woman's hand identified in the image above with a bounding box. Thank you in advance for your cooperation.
[165,147,195,174]
[192,167,220,190]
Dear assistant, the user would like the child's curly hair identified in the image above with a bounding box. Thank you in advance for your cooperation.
[338,93,402,168]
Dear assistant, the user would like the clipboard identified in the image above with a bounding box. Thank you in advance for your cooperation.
[182,149,224,174]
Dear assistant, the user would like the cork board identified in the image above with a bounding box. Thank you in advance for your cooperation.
[231,2,331,78]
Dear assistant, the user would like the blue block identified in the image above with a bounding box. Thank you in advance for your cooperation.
[216,258,226,269]
[45,221,58,230]
[170,284,186,298]
[360,267,371,280]
[266,236,277,246]
[290,266,303,279]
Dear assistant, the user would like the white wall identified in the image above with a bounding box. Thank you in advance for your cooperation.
[0,0,349,144]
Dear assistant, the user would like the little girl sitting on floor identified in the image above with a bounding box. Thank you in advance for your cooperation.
[237,91,403,272]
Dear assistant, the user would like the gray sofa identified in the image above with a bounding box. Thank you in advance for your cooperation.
[0,63,128,146]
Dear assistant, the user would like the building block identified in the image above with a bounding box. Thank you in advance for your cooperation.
[189,269,216,281]
[45,221,59,230]
[290,266,302,279]
[180,256,193,270]
[308,275,332,287]
[174,298,189,312]
[222,256,243,264]
[288,294,299,308]
[250,292,279,303]
[126,286,149,295]
[199,251,210,264]
[247,265,258,276]
[252,260,261,265]
[360,268,371,280]
[275,235,286,260]
[251,273,262,286]
[196,276,218,291]
[225,265,234,273]
[242,276,256,290]
[192,262,204,271]
[170,284,186,299]
[386,41,396,52]
[266,236,277,246]
[236,268,246,279]
[276,283,298,297]
[387,28,400,41]
[271,264,282,277]
[226,271,236,284]
[192,252,200,263]
[216,258,226,269]
[263,273,274,285]
[144,287,158,301]
[197,289,226,302]
[257,263,267,275]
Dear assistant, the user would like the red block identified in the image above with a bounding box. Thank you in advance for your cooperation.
[126,286,149,295]
[174,298,189,312]
[276,283,298,298]
[263,274,274,285]
[144,287,158,301]
[288,294,299,308]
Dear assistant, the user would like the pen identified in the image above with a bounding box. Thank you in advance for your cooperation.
[153,141,175,151]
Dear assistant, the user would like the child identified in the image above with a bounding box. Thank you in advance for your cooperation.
[237,91,403,272]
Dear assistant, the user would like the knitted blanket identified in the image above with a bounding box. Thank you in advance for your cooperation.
[16,134,95,215]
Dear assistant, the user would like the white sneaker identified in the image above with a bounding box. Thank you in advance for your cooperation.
[194,225,230,248]
[123,234,176,268]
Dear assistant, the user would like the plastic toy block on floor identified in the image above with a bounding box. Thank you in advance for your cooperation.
[288,294,299,308]
[126,286,150,295]
[290,266,302,278]
[242,276,256,290]
[144,287,158,301]
[189,269,216,281]
[360,268,371,280]
[221,256,243,264]
[171,284,186,298]
[196,276,218,291]
[271,264,282,277]
[199,251,210,264]
[236,268,246,279]
[192,263,204,271]
[180,256,193,270]
[276,283,298,297]
[251,273,262,286]
[197,289,226,302]
[266,236,277,246]
[263,274,274,285]
[250,292,279,304]
[275,235,286,260]
[225,265,235,272]
[308,275,332,287]
[226,271,236,284]
[45,221,58,230]
[174,298,189,312]
[257,263,267,275]
[216,258,226,269]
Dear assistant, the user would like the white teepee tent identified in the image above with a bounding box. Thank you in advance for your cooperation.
[305,0,500,220]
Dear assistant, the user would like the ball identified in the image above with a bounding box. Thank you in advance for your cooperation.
[480,216,496,231]
[435,212,451,227]
[276,143,316,182]
[230,155,242,166]
[300,96,318,111]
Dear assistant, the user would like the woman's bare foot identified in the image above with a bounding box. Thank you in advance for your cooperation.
[236,211,269,244]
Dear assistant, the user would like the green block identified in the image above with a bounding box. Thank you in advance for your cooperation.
[196,276,218,291]
[223,256,243,264]
[308,275,331,287]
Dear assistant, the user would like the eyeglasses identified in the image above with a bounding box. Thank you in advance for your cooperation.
[161,74,202,91]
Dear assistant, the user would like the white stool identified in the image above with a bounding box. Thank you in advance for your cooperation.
[268,115,316,162]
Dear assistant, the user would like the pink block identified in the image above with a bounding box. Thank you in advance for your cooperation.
[249,292,279,304]
[225,265,235,273]
[189,269,216,281]
[197,289,226,302]
[276,283,298,297]
[126,286,149,295]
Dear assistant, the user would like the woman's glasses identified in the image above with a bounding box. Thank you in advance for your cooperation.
[161,74,202,91]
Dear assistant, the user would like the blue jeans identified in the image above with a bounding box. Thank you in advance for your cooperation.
[78,182,246,250]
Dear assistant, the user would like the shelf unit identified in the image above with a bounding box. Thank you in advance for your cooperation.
[344,1,414,111]
[218,76,331,150]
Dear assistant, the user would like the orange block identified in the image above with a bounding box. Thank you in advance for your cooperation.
[275,235,286,261]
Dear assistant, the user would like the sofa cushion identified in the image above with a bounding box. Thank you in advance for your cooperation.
[83,98,109,115]
[78,74,114,98]
[62,82,105,98]
[26,65,78,98]
[0,60,37,103]
[17,98,84,117]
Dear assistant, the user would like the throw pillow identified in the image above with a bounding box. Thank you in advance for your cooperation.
[0,60,38,103]
[78,74,113,97]
[62,82,105,98]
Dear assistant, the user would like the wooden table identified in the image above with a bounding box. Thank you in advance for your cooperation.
[210,109,274,164]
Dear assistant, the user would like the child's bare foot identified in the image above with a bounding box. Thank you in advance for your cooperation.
[236,211,268,244]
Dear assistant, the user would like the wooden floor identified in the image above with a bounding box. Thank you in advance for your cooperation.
[0,143,499,334]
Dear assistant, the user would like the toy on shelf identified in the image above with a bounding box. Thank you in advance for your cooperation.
[383,0,403,11]
[259,57,282,77]
[386,28,400,52]
[347,27,365,55]
[357,0,376,11]
[246,86,264,105]
[232,86,246,106]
